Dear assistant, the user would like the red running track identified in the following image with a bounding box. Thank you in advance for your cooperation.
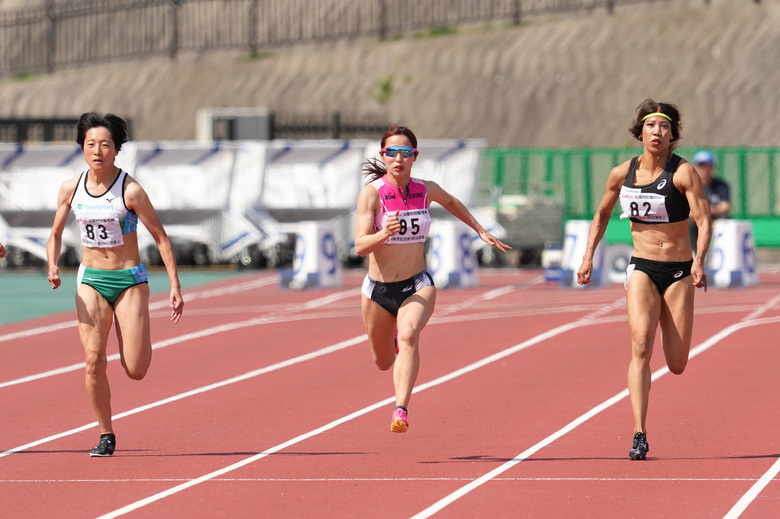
[1,268,779,518]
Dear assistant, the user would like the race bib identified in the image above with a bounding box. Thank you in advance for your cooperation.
[619,187,669,223]
[377,209,431,244]
[77,216,125,248]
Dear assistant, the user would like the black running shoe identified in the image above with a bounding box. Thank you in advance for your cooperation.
[90,434,116,457]
[629,431,649,460]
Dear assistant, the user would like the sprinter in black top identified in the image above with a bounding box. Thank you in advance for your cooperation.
[620,154,690,224]
[577,100,711,461]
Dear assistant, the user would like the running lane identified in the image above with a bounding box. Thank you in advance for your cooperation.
[2,270,779,518]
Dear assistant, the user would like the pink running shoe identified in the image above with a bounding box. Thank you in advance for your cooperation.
[391,406,408,433]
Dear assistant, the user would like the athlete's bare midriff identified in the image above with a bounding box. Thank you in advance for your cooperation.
[630,219,692,262]
[80,232,142,270]
[367,242,427,282]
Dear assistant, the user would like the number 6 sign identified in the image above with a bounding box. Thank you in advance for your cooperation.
[708,220,759,288]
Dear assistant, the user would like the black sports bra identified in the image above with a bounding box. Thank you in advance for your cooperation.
[619,154,690,224]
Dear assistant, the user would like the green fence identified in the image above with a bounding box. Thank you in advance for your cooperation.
[479,147,780,248]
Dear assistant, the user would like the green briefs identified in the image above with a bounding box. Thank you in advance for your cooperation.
[77,263,149,305]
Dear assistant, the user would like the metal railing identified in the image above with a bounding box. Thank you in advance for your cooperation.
[0,112,384,143]
[0,0,673,76]
[0,118,79,142]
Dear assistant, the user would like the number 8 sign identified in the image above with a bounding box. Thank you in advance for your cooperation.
[425,220,479,288]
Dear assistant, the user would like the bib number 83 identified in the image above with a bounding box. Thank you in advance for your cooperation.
[85,224,108,241]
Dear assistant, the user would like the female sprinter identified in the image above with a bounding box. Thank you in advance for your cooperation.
[47,112,184,456]
[577,100,711,460]
[355,125,509,433]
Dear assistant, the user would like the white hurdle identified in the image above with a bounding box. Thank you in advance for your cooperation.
[707,219,759,288]
[426,220,479,288]
[559,219,605,288]
[283,221,343,289]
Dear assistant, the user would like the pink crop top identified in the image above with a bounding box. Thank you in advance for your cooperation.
[370,175,432,244]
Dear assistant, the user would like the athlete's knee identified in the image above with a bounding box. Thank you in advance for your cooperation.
[125,364,149,380]
[369,338,395,371]
[374,358,393,371]
[84,349,108,377]
[121,350,151,380]
[396,325,419,351]
[667,357,688,375]
[633,333,655,354]
[372,347,394,371]
[127,370,147,381]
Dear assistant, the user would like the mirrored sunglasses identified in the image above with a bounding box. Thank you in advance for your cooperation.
[381,146,416,158]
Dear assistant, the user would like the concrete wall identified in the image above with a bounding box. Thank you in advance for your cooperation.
[0,0,777,149]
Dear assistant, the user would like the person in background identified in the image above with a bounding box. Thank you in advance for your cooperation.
[47,112,184,457]
[0,242,6,258]
[577,99,711,460]
[354,125,510,433]
[693,150,730,219]
[690,149,730,254]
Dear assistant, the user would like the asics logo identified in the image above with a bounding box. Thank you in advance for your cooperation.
[657,179,667,190]
[674,270,684,278]
[401,285,413,292]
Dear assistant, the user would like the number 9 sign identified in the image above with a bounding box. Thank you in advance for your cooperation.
[321,231,338,275]
[290,222,343,288]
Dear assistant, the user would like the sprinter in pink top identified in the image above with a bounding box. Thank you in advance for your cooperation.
[369,175,432,244]
[355,126,510,433]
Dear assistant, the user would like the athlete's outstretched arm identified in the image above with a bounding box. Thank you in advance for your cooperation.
[577,163,626,285]
[677,161,711,290]
[47,176,79,290]
[425,180,510,252]
[125,178,184,322]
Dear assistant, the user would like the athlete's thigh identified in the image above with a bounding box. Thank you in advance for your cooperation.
[659,279,695,357]
[625,270,661,342]
[361,294,397,365]
[113,283,152,366]
[361,294,397,337]
[75,285,114,354]
[397,285,436,334]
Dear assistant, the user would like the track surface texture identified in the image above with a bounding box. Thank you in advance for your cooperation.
[2,267,779,518]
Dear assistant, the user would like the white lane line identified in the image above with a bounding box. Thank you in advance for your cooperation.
[0,288,360,390]
[709,294,780,519]
[0,282,556,457]
[0,320,79,343]
[0,282,531,389]
[0,299,612,391]
[723,457,780,519]
[410,314,780,519]
[0,334,368,459]
[0,275,279,344]
[91,300,625,519]
[1,477,760,484]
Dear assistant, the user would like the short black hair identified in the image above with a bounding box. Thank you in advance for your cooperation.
[76,112,129,151]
